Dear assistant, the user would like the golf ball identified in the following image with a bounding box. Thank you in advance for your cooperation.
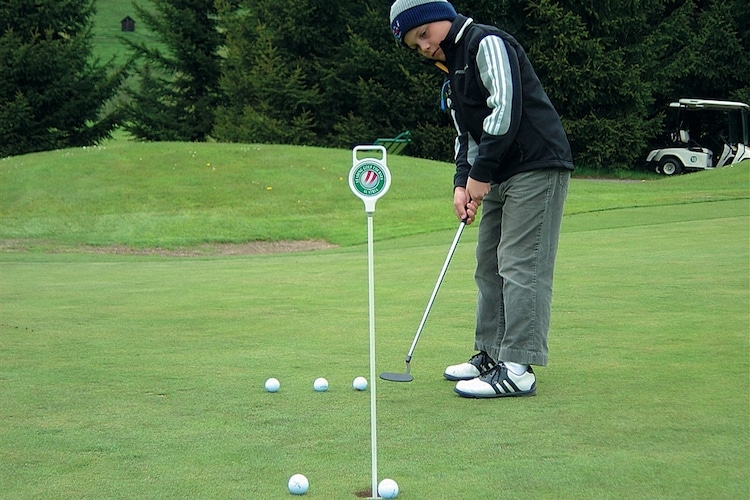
[264,377,280,393]
[378,478,399,498]
[313,377,328,392]
[287,473,309,495]
[352,376,368,391]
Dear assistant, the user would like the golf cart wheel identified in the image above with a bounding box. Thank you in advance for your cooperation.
[659,157,683,176]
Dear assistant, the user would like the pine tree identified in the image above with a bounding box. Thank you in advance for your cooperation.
[213,0,450,157]
[212,4,320,145]
[674,0,750,103]
[214,0,349,145]
[123,0,223,141]
[0,0,125,157]
[318,0,452,157]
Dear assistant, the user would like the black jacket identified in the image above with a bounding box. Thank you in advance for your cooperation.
[440,15,574,187]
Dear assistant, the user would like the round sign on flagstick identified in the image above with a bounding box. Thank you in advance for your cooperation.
[350,146,391,213]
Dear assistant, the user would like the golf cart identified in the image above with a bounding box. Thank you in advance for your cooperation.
[646,98,750,175]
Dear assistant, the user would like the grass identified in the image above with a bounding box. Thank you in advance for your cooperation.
[91,0,158,64]
[1,145,748,498]
[2,141,747,249]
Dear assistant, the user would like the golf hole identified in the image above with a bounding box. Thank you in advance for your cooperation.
[354,487,372,498]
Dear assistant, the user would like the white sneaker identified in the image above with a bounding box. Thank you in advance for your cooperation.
[454,364,536,398]
[443,351,496,381]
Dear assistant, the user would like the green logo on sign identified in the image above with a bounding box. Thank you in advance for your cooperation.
[352,162,387,197]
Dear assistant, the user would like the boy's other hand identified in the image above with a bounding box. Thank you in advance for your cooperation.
[466,177,491,206]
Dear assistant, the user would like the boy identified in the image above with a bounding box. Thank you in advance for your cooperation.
[390,0,574,397]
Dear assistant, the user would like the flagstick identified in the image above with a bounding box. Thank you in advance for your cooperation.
[367,212,379,498]
[348,146,390,500]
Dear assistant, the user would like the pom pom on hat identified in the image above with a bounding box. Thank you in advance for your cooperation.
[390,0,457,46]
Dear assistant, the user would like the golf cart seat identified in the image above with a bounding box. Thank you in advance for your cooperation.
[678,129,704,152]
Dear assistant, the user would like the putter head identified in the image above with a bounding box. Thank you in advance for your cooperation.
[380,360,414,382]
[379,372,414,382]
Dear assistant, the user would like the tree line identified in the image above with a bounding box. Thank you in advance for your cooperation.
[2,0,748,169]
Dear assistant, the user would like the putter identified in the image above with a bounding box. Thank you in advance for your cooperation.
[380,220,466,382]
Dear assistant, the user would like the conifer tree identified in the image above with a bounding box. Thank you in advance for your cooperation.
[214,0,450,157]
[123,0,223,141]
[212,5,320,145]
[0,0,125,157]
[674,0,750,103]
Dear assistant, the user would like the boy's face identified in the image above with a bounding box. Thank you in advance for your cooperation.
[403,20,452,61]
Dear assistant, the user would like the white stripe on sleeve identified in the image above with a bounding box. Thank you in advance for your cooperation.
[476,35,513,136]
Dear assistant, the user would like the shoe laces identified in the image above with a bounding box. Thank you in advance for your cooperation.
[479,363,506,383]
[469,351,496,374]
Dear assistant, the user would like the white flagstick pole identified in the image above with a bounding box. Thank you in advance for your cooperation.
[367,212,379,499]
[348,146,390,500]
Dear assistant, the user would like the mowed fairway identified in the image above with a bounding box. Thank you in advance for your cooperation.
[1,147,748,498]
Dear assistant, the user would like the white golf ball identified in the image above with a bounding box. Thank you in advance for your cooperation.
[378,478,399,498]
[264,377,280,393]
[287,473,309,495]
[313,377,328,392]
[352,376,368,391]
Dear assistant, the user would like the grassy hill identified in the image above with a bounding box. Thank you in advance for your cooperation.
[1,142,748,250]
[91,0,157,63]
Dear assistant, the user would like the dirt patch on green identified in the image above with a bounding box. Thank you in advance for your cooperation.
[0,239,337,256]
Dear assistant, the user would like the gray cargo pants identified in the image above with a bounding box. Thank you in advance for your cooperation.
[473,168,570,366]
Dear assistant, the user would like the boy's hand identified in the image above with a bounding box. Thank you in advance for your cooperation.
[453,187,479,224]
[466,177,491,206]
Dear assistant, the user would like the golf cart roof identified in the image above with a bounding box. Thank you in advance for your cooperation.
[669,98,750,111]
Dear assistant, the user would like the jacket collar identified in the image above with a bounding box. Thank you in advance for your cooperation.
[428,15,473,73]
[454,15,473,43]
[441,14,473,51]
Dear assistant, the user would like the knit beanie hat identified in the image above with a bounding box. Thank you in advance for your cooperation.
[390,0,457,46]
